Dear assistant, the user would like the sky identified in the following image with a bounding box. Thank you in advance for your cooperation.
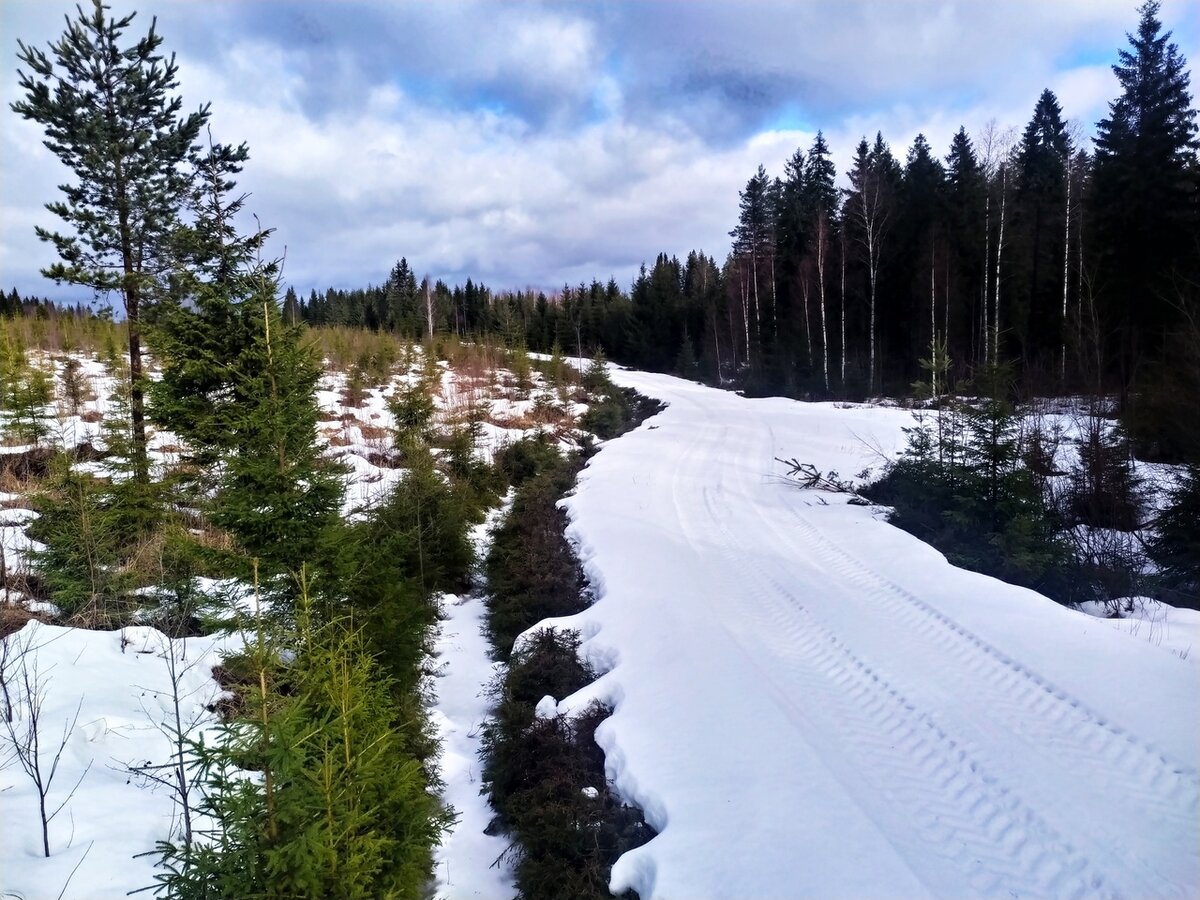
[1,0,1197,303]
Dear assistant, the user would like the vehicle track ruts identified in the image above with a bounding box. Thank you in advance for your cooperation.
[664,389,1200,896]
[686,472,1119,899]
[770,492,1200,829]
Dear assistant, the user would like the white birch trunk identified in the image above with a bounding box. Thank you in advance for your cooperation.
[424,279,434,340]
[1061,155,1071,385]
[840,230,847,390]
[982,193,991,365]
[712,306,722,381]
[930,240,938,396]
[741,267,751,365]
[817,216,829,392]
[993,166,1007,364]
[801,276,813,369]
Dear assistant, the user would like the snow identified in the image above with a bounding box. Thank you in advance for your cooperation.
[1078,597,1200,661]
[6,346,1196,898]
[545,369,1199,899]
[0,621,235,900]
[430,503,515,899]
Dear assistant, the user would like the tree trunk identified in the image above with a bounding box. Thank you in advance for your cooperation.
[868,240,877,393]
[994,166,1007,364]
[930,240,938,396]
[817,216,829,393]
[741,267,751,365]
[424,279,434,340]
[840,231,847,391]
[711,305,722,381]
[982,193,991,365]
[1061,155,1072,385]
[801,276,813,370]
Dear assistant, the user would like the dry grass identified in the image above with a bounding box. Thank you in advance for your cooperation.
[322,428,352,447]
[0,604,49,639]
[358,424,389,441]
[0,314,125,357]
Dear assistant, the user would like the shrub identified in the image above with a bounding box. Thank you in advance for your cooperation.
[494,432,564,489]
[481,629,652,900]
[1066,417,1143,531]
[1149,464,1200,609]
[485,456,587,657]
[864,396,1073,602]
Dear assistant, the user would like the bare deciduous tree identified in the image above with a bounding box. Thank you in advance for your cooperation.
[2,627,91,857]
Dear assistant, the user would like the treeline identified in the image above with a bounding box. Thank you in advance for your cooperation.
[304,1,1197,463]
[0,287,97,321]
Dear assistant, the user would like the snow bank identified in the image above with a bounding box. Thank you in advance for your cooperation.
[553,369,1199,899]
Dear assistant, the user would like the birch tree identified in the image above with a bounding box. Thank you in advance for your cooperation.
[846,136,896,392]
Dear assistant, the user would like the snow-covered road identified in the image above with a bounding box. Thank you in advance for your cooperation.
[553,370,1200,899]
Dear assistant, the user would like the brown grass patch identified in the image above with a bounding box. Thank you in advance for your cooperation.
[322,429,352,447]
[358,424,389,441]
[0,604,49,639]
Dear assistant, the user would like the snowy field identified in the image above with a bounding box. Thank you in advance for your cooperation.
[545,368,1200,899]
[3,354,1199,898]
[0,348,569,898]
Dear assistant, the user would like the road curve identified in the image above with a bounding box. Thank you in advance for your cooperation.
[556,369,1199,900]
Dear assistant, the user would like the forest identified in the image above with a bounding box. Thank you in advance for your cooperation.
[295,2,1197,466]
[1,1,1197,899]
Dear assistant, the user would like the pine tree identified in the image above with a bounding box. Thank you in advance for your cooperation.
[804,133,839,393]
[730,165,774,366]
[898,134,947,384]
[12,1,208,480]
[944,127,986,369]
[845,135,897,392]
[2,358,53,446]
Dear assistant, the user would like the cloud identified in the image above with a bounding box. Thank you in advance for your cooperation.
[1,0,1196,301]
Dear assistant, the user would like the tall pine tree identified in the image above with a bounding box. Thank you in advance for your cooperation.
[12,1,208,480]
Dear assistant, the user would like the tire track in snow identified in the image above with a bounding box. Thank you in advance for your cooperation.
[663,391,1200,897]
[770,499,1200,842]
[691,478,1118,900]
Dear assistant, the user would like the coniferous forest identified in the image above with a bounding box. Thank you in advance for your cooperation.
[297,2,1197,464]
[1,1,1199,899]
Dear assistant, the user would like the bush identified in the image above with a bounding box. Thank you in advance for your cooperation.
[154,597,451,899]
[1149,464,1200,609]
[481,629,652,900]
[581,386,665,442]
[341,443,474,698]
[481,449,654,900]
[485,455,587,657]
[494,432,564,489]
[864,397,1074,602]
[1066,417,1143,531]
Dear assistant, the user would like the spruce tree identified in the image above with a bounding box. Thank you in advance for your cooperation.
[12,1,208,480]
[944,127,986,369]
[1015,90,1072,372]
[211,297,342,575]
[1092,0,1199,388]
[151,140,340,578]
[153,586,450,899]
